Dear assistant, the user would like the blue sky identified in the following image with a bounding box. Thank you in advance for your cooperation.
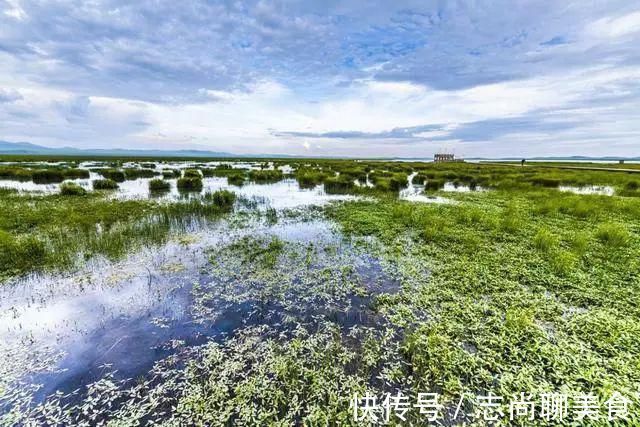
[1,0,639,157]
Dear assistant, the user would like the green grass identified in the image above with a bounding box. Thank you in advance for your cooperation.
[59,182,87,196]
[92,179,119,190]
[248,169,284,183]
[226,174,245,186]
[177,177,203,191]
[0,189,235,280]
[183,168,202,178]
[323,175,354,194]
[97,168,126,182]
[148,178,171,191]
[124,168,159,179]
[203,189,236,210]
[327,187,640,418]
[162,169,181,178]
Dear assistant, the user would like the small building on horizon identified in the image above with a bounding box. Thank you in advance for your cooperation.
[434,153,458,163]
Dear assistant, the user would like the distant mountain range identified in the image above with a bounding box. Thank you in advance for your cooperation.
[0,140,637,160]
[0,140,294,158]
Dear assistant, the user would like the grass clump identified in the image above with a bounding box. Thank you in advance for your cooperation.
[204,190,236,210]
[295,170,327,188]
[59,182,87,196]
[92,179,119,190]
[32,169,65,184]
[149,179,171,192]
[533,227,557,253]
[177,177,203,192]
[183,169,202,178]
[0,167,32,181]
[412,173,428,185]
[227,174,245,186]
[62,168,90,179]
[424,178,445,191]
[162,169,181,179]
[248,169,283,183]
[124,168,158,180]
[323,176,354,194]
[98,169,126,182]
[389,173,408,190]
[595,222,630,248]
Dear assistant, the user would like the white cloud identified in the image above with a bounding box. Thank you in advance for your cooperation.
[3,0,26,20]
[588,10,640,38]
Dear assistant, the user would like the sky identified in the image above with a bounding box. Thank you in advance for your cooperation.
[1,1,639,158]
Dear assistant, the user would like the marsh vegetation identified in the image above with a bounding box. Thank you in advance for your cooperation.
[1,157,639,425]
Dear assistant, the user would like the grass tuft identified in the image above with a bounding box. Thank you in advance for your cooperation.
[149,178,171,192]
[92,179,119,190]
[59,182,87,196]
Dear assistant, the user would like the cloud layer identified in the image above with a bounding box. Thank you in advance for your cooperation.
[1,0,639,157]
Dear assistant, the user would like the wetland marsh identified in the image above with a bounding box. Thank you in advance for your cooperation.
[0,158,639,425]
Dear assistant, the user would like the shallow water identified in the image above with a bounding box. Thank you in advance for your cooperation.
[558,185,614,196]
[0,163,357,209]
[0,207,399,414]
[399,173,453,203]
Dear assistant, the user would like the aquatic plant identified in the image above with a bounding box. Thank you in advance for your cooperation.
[124,168,159,179]
[249,169,284,183]
[62,168,91,179]
[203,189,236,210]
[92,179,119,190]
[183,169,202,178]
[32,169,65,183]
[412,173,428,185]
[177,177,203,191]
[389,173,408,191]
[227,174,245,186]
[423,179,445,191]
[98,169,126,182]
[323,176,354,194]
[0,166,33,181]
[59,182,87,196]
[149,178,171,191]
[162,169,181,178]
[295,170,326,188]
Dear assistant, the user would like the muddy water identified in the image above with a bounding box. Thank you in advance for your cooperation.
[0,196,399,415]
